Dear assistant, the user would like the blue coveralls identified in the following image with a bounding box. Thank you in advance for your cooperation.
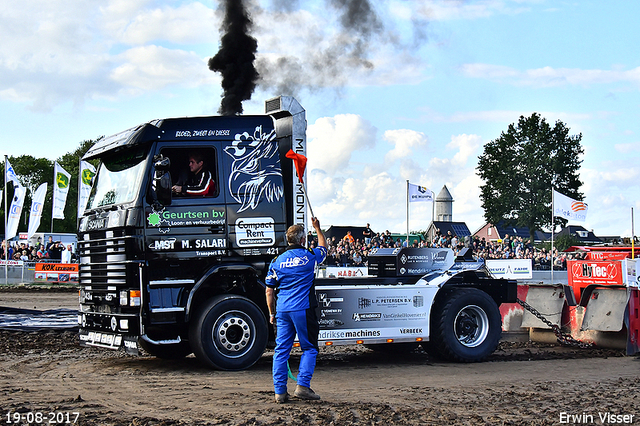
[265,244,327,395]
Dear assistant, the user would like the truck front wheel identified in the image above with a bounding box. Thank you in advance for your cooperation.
[189,294,268,370]
[428,288,501,362]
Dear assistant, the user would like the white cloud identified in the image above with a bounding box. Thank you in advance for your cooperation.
[308,169,342,206]
[308,124,487,234]
[447,134,483,166]
[0,1,218,111]
[111,45,213,93]
[615,142,640,154]
[451,173,485,232]
[420,107,599,130]
[461,63,640,88]
[384,129,428,164]
[573,155,640,237]
[0,0,432,112]
[102,2,216,45]
[399,158,428,182]
[307,114,377,175]
[413,0,536,21]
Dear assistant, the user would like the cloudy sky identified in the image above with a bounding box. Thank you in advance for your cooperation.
[1,0,638,238]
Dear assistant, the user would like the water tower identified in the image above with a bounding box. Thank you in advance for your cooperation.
[435,185,454,222]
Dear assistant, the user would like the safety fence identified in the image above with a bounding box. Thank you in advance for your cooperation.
[0,260,78,285]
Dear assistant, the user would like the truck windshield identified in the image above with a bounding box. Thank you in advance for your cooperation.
[86,147,148,210]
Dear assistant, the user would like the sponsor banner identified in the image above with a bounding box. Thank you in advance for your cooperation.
[78,161,96,218]
[553,189,588,222]
[368,247,455,277]
[397,248,454,275]
[486,259,533,279]
[586,252,630,261]
[315,286,437,339]
[5,159,20,187]
[317,267,368,278]
[35,263,79,283]
[624,259,639,288]
[408,183,433,202]
[318,327,428,341]
[146,206,226,229]
[567,260,624,286]
[0,259,24,266]
[234,217,276,247]
[147,236,227,253]
[6,185,25,240]
[28,182,47,239]
[52,162,71,219]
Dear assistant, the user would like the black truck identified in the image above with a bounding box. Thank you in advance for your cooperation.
[78,96,516,370]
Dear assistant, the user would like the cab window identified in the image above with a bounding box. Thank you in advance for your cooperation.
[161,147,218,198]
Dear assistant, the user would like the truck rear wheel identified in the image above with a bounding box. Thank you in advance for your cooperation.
[428,288,501,362]
[189,294,268,370]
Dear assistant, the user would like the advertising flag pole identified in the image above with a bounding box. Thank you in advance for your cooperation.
[406,180,410,246]
[77,157,81,230]
[632,207,635,259]
[51,163,55,233]
[4,155,8,284]
[551,188,555,285]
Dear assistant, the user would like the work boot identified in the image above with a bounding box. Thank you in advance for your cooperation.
[294,385,321,400]
[275,393,289,404]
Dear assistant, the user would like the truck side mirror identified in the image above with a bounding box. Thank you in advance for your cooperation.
[148,154,172,207]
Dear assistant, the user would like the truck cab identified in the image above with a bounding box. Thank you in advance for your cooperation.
[78,97,307,370]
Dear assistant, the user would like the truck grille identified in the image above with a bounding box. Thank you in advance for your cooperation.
[78,229,140,287]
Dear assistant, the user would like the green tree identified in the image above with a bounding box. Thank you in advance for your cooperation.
[477,113,584,242]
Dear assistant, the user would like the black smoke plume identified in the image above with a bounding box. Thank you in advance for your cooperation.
[209,0,259,116]
[256,0,402,99]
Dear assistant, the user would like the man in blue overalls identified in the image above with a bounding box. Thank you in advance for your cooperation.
[265,217,327,403]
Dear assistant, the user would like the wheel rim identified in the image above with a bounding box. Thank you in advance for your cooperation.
[211,310,255,358]
[454,305,489,348]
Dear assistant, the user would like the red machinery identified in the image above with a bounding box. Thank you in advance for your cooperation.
[500,249,639,354]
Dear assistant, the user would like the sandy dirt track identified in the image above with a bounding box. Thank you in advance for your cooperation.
[1,288,639,426]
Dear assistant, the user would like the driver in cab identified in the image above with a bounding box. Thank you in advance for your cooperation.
[171,152,215,197]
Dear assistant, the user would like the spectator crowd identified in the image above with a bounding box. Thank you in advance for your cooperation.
[3,227,584,270]
[308,228,583,271]
[1,236,77,263]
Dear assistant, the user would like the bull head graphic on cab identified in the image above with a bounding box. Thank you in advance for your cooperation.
[224,126,283,213]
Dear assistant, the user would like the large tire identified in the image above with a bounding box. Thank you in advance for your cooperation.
[428,288,501,362]
[189,294,268,370]
[139,339,192,359]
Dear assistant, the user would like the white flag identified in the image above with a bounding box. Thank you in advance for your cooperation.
[6,185,26,240]
[5,159,20,187]
[553,189,588,222]
[28,183,48,239]
[52,162,71,219]
[78,160,96,218]
[408,183,433,202]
